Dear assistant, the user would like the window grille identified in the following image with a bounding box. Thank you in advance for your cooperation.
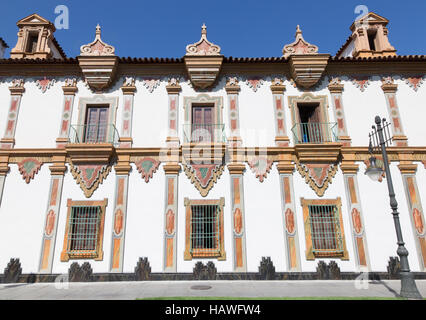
[308,205,344,255]
[190,205,220,257]
[66,206,101,257]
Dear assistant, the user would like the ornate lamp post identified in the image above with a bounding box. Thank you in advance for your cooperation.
[365,116,422,299]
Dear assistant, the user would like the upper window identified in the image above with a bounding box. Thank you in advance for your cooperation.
[301,197,349,260]
[26,32,39,53]
[184,198,226,260]
[84,105,109,143]
[367,29,377,51]
[61,199,108,261]
[191,105,214,142]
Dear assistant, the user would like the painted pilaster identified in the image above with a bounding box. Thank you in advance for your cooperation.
[0,155,9,207]
[119,77,136,148]
[56,79,78,148]
[398,163,426,271]
[0,79,25,149]
[165,78,182,147]
[38,155,67,273]
[228,163,248,272]
[270,78,290,147]
[381,77,408,147]
[163,163,180,272]
[341,162,370,270]
[277,161,301,271]
[328,77,351,146]
[225,77,242,147]
[109,155,131,272]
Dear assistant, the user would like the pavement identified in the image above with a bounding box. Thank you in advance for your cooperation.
[0,280,425,299]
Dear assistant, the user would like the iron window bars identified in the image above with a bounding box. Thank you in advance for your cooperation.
[308,204,344,256]
[66,206,101,258]
[190,204,221,257]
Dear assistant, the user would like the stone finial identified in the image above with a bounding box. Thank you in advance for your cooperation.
[193,261,217,280]
[80,24,115,56]
[4,258,22,283]
[258,257,276,280]
[68,262,93,282]
[134,257,152,281]
[185,24,221,56]
[282,25,319,58]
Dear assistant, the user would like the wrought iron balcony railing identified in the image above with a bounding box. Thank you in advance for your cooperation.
[291,122,338,144]
[183,124,226,143]
[69,124,120,146]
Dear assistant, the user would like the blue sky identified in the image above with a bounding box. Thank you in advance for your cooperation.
[1,0,425,58]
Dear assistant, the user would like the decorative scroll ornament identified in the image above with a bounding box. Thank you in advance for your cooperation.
[135,157,160,183]
[11,79,24,88]
[404,76,424,92]
[247,156,273,182]
[413,208,424,235]
[285,208,296,234]
[183,163,224,197]
[185,23,221,56]
[246,77,264,92]
[352,76,370,92]
[282,25,318,58]
[36,77,55,93]
[45,209,56,236]
[123,76,135,87]
[18,158,42,183]
[64,78,77,87]
[80,24,115,56]
[296,161,338,197]
[234,208,243,235]
[142,78,160,93]
[70,163,111,198]
[351,208,363,235]
[114,209,124,235]
[166,209,175,235]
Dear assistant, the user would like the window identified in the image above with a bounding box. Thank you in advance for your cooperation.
[308,204,343,254]
[297,103,324,143]
[367,30,377,51]
[184,198,226,260]
[84,106,109,143]
[301,198,348,260]
[191,105,214,142]
[26,33,39,53]
[61,199,108,261]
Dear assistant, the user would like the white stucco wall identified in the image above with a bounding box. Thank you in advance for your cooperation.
[0,164,50,273]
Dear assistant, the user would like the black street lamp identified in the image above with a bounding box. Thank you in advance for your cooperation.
[365,116,422,299]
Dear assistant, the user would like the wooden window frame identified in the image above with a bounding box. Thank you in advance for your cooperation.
[184,198,226,261]
[60,199,108,262]
[301,197,349,260]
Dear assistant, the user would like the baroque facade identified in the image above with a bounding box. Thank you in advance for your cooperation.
[0,12,425,279]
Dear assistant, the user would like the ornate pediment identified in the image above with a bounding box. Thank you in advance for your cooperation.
[282,25,318,58]
[184,24,223,89]
[282,26,329,88]
[186,24,221,56]
[78,25,118,91]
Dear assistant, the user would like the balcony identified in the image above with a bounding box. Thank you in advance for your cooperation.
[69,124,120,146]
[66,124,119,164]
[183,124,226,144]
[291,122,338,144]
[291,123,342,163]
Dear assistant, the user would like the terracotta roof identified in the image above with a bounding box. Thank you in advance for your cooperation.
[330,55,426,62]
[0,55,425,65]
[335,35,353,57]
[0,37,8,48]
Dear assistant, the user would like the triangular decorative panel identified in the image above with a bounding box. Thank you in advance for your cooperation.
[18,158,42,183]
[70,163,111,198]
[134,157,160,183]
[296,161,338,197]
[183,163,224,197]
[247,156,273,182]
